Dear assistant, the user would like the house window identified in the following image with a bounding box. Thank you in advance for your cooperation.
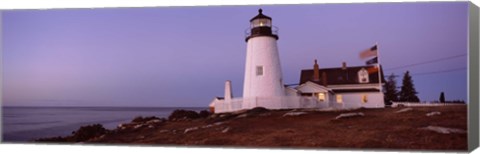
[301,93,312,96]
[336,95,343,103]
[256,66,263,76]
[362,95,368,103]
[358,68,369,83]
[317,93,325,102]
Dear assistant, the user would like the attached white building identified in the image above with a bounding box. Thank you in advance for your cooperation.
[295,61,385,109]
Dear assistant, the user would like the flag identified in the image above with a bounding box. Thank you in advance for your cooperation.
[359,45,378,59]
[366,56,378,65]
[367,65,379,74]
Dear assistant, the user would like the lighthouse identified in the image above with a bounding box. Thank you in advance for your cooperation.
[243,9,285,99]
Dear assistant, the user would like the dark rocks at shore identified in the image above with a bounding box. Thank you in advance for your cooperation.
[71,124,108,142]
[168,109,212,121]
[36,124,108,142]
[117,116,167,132]
[199,110,212,118]
[36,109,211,142]
[132,116,163,123]
[35,136,68,142]
[207,107,270,123]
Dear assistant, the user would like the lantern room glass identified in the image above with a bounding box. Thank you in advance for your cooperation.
[251,18,272,28]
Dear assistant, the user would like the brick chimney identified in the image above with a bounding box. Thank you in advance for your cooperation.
[322,72,328,86]
[313,59,320,81]
[342,61,347,70]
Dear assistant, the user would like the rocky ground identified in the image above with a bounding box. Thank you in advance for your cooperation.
[36,105,468,151]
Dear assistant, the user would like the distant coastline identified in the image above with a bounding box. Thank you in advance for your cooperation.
[2,106,207,142]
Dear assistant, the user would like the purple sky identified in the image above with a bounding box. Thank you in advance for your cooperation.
[2,2,468,107]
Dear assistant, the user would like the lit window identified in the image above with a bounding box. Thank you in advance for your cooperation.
[251,19,272,28]
[362,95,368,103]
[317,93,325,102]
[336,95,343,103]
[256,66,263,76]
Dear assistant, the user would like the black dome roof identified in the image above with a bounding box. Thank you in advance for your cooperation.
[250,9,272,22]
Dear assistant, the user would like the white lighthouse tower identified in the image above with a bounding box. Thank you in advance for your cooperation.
[243,9,285,99]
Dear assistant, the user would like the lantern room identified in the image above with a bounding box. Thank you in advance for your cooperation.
[250,9,272,28]
[245,9,278,42]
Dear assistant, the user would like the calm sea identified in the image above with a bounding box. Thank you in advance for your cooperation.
[2,106,206,142]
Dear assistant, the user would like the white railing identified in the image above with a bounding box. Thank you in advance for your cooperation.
[391,102,465,107]
[214,96,322,113]
[214,96,391,113]
[244,26,279,38]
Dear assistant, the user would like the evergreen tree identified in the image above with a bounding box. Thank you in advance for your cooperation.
[398,71,420,102]
[384,73,399,105]
[439,92,445,103]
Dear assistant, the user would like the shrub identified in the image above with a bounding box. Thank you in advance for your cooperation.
[71,124,107,142]
[199,110,212,118]
[168,109,200,121]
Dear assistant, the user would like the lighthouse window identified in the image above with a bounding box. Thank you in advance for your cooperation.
[251,19,271,28]
[256,66,263,76]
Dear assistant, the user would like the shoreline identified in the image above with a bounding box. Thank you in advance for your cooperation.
[2,106,208,142]
[34,105,467,151]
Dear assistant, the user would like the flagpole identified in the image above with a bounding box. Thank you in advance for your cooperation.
[376,42,383,104]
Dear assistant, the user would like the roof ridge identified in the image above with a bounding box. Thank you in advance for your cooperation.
[301,65,377,71]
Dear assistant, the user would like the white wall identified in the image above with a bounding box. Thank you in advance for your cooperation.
[211,92,384,113]
[243,36,285,98]
[335,92,384,109]
[285,87,298,96]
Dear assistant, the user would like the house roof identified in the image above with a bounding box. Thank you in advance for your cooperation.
[299,65,385,86]
[332,88,381,93]
[295,81,333,93]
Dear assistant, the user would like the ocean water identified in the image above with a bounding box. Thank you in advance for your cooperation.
[2,106,206,142]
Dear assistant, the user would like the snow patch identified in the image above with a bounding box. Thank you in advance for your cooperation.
[202,122,225,129]
[335,112,364,119]
[283,112,308,117]
[146,119,162,124]
[184,127,199,134]
[133,124,143,129]
[426,111,441,117]
[222,127,230,133]
[420,126,466,134]
[236,114,248,118]
[395,108,413,113]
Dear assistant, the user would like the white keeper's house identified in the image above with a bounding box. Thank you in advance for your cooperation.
[209,9,385,113]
